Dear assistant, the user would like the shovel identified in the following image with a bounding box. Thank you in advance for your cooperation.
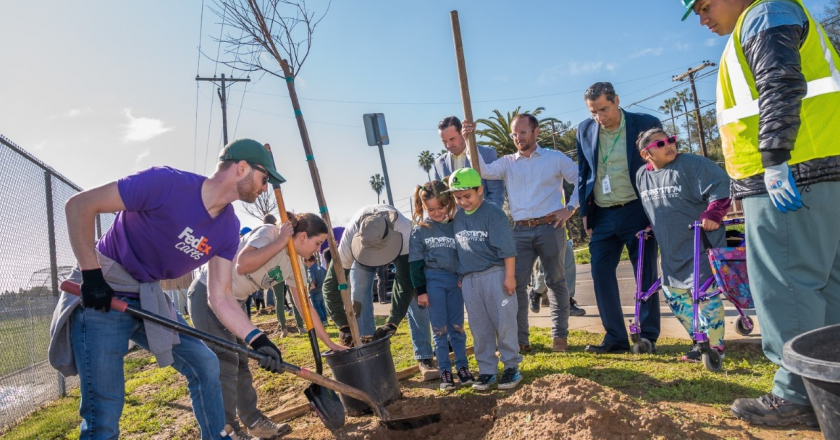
[61,281,441,431]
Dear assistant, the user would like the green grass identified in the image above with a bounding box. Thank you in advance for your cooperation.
[2,321,777,439]
[0,315,51,376]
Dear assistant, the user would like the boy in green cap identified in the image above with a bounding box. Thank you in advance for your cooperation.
[680,0,840,428]
[448,167,522,391]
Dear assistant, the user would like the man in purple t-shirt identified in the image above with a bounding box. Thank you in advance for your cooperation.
[61,139,286,439]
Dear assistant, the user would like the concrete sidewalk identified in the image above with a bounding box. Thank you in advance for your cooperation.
[374,301,763,344]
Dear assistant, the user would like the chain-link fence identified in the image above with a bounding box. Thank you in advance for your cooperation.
[0,134,115,432]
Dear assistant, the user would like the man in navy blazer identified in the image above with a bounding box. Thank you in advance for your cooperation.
[433,116,505,207]
[576,82,661,354]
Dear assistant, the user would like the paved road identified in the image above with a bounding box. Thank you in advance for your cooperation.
[571,261,667,307]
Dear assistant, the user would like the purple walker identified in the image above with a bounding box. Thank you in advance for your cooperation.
[629,218,755,372]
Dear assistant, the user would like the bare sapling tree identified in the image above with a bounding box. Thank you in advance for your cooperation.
[242,190,278,221]
[211,0,362,345]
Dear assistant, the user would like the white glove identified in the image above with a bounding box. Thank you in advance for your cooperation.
[763,163,803,213]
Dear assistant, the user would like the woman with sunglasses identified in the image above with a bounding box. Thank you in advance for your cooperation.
[635,128,732,363]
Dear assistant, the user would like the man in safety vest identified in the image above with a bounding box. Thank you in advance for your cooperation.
[681,0,840,428]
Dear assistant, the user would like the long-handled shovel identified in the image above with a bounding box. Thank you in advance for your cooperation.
[263,143,323,375]
[61,281,441,431]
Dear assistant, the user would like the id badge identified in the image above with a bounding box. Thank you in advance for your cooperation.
[601,175,612,194]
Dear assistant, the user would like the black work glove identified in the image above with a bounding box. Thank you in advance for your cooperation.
[80,268,114,312]
[338,326,353,347]
[373,322,397,341]
[250,333,282,373]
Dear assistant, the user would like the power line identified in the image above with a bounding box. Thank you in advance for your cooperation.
[202,5,226,175]
[192,0,206,173]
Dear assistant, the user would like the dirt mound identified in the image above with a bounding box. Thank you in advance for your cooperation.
[312,374,712,440]
[486,374,704,440]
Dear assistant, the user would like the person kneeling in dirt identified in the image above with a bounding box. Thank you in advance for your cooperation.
[328,204,438,380]
[189,212,345,439]
[48,139,286,439]
[449,168,523,391]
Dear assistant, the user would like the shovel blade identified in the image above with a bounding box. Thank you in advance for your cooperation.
[380,412,442,431]
[304,384,345,430]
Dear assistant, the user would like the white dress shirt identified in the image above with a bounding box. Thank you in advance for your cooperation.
[476,145,579,222]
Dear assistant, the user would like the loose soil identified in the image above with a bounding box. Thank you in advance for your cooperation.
[277,373,822,440]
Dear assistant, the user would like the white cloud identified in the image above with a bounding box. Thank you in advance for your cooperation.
[705,38,720,47]
[675,42,691,51]
[122,108,173,142]
[49,107,92,119]
[32,141,47,151]
[538,60,615,85]
[629,47,664,59]
[135,148,151,166]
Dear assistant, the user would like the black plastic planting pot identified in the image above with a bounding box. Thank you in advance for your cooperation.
[323,335,401,416]
[782,323,840,437]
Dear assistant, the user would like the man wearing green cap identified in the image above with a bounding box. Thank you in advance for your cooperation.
[681,0,840,428]
[49,139,290,439]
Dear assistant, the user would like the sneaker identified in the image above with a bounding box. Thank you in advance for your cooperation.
[731,393,819,427]
[541,295,549,307]
[457,365,476,385]
[528,290,541,313]
[223,424,256,440]
[418,359,438,381]
[471,374,497,391]
[439,369,456,391]
[247,415,291,439]
[498,367,523,390]
[569,298,586,316]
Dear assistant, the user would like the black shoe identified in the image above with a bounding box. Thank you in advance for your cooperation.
[585,342,630,354]
[569,298,586,316]
[439,369,456,391]
[731,393,819,427]
[528,290,541,313]
[457,365,476,385]
[498,367,523,390]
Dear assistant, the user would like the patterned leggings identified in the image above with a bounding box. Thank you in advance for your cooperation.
[661,285,725,349]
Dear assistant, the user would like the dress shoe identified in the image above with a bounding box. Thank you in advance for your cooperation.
[584,342,630,354]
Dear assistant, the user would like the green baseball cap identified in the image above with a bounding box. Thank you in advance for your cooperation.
[219,138,285,184]
[447,167,482,191]
[680,0,697,21]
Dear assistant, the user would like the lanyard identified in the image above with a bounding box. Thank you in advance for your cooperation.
[600,117,625,166]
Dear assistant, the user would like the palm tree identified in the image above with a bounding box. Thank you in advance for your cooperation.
[370,174,385,204]
[658,97,680,135]
[675,89,694,153]
[475,107,560,156]
[417,150,435,181]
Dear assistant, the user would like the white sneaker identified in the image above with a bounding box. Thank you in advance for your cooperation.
[223,424,257,440]
[247,415,291,439]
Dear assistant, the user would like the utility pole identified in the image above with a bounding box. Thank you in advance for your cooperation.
[195,73,250,145]
[673,61,715,157]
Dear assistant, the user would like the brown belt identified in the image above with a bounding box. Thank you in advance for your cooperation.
[514,214,558,227]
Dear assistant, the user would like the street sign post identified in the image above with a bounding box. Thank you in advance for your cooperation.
[362,113,394,206]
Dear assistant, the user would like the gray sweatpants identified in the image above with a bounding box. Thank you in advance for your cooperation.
[187,278,261,428]
[462,266,522,375]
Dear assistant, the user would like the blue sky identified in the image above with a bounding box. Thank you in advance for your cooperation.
[0,0,832,226]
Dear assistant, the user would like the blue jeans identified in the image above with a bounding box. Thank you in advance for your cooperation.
[426,269,467,372]
[350,261,433,359]
[71,299,225,440]
[310,291,328,323]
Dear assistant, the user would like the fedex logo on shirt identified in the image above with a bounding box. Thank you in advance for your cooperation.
[175,227,213,260]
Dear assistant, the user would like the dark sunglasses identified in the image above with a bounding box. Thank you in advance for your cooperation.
[248,162,270,185]
[642,135,677,152]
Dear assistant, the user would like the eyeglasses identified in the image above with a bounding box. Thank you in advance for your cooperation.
[248,162,270,185]
[642,135,677,152]
[509,129,534,139]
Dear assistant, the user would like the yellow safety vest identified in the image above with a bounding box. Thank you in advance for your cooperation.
[716,0,840,179]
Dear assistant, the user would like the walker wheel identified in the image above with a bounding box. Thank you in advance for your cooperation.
[632,338,653,354]
[734,316,754,336]
[702,349,723,372]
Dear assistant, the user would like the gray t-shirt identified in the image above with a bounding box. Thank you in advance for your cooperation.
[408,219,458,273]
[636,154,731,289]
[453,202,516,276]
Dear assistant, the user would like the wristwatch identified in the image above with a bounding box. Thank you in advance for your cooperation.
[566,205,576,213]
